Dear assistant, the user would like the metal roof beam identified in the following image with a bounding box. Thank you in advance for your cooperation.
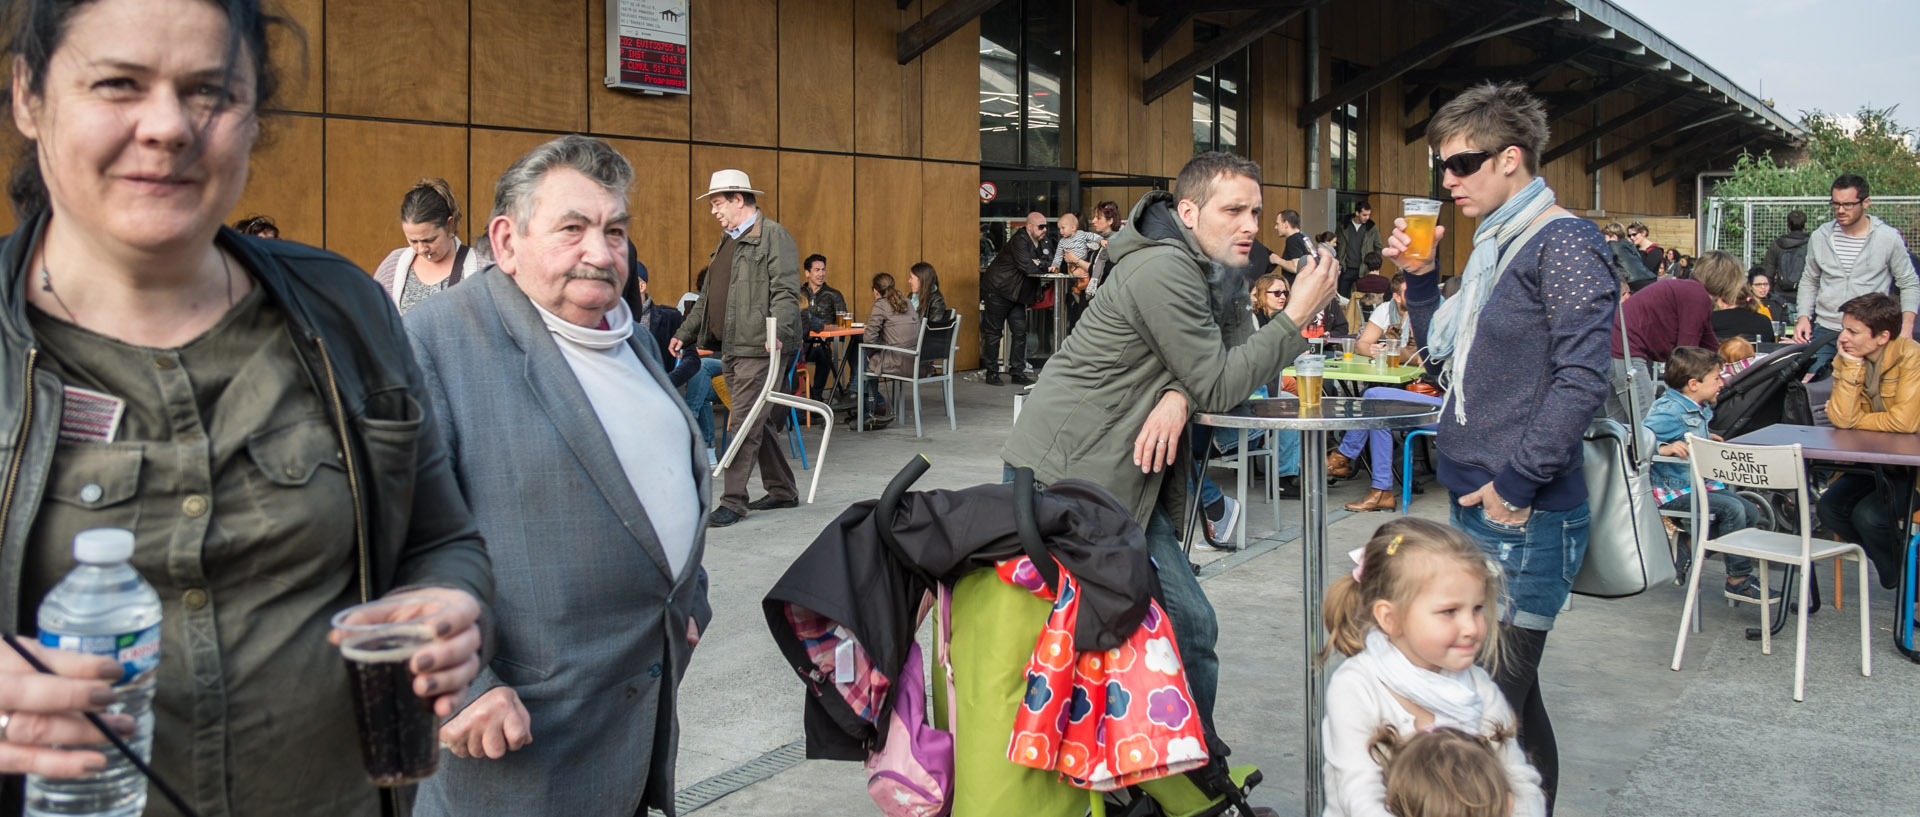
[1297,13,1510,128]
[1143,4,1317,104]
[1141,11,1192,63]
[1540,87,1689,165]
[1552,0,1802,139]
[897,0,1000,65]
[1585,111,1736,174]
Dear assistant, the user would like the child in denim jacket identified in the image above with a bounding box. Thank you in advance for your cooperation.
[1644,346,1775,602]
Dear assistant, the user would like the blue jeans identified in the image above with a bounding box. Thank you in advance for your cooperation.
[1145,507,1219,737]
[1450,499,1591,631]
[1660,489,1756,578]
[683,357,724,447]
[1806,325,1841,381]
[1338,387,1443,490]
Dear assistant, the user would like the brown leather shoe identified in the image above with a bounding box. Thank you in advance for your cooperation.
[1327,450,1357,479]
[1345,488,1397,513]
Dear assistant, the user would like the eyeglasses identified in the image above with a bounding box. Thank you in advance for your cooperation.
[1434,146,1514,178]
[1267,289,1289,297]
[1829,199,1865,209]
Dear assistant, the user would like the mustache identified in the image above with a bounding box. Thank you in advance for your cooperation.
[565,265,619,283]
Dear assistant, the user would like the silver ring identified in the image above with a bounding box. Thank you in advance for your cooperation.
[1155,440,1166,446]
[0,711,12,742]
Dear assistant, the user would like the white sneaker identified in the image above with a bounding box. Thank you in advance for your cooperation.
[1202,496,1240,549]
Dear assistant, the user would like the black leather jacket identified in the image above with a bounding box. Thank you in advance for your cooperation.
[0,216,494,632]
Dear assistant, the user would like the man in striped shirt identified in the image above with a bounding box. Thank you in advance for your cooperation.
[1793,173,1919,379]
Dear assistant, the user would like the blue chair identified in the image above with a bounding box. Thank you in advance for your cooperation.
[1400,428,1436,511]
[1902,533,1918,656]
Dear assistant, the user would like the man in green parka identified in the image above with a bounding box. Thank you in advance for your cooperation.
[1001,152,1339,733]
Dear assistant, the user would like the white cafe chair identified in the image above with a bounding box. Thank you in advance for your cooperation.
[1669,435,1870,701]
[857,310,963,437]
[714,317,833,504]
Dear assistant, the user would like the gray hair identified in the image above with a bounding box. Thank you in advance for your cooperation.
[491,135,634,231]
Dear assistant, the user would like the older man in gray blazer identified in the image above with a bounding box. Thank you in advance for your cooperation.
[406,134,713,817]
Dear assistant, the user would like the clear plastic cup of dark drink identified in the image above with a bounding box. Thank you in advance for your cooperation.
[332,597,445,786]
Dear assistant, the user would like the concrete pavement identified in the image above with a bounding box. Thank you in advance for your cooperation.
[671,375,1918,816]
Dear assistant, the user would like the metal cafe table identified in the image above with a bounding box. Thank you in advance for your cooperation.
[1726,423,1920,660]
[1191,396,1443,815]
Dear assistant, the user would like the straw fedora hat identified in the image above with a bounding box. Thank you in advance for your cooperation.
[696,169,764,200]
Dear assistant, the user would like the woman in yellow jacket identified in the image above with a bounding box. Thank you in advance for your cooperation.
[1817,293,1920,589]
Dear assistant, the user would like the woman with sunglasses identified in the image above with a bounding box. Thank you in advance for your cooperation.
[1385,81,1616,813]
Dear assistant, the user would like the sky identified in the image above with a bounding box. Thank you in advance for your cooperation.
[1610,0,1919,131]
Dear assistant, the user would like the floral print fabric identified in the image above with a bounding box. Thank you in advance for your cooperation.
[998,557,1209,790]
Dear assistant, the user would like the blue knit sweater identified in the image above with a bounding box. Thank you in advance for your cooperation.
[1407,218,1616,511]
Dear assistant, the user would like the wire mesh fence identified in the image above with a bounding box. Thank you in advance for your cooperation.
[1705,196,1920,270]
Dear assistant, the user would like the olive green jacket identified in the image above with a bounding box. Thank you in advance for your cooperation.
[676,214,803,358]
[1001,191,1310,524]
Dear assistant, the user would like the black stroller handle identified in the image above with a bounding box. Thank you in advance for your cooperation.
[875,455,939,592]
[1011,467,1061,595]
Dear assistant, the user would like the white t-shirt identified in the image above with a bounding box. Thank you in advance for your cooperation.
[533,298,701,579]
[1367,297,1439,338]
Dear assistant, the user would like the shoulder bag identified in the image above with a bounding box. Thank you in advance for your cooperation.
[1575,278,1676,597]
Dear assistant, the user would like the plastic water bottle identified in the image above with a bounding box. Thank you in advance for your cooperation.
[26,529,161,817]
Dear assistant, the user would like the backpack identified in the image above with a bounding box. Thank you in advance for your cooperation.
[1610,239,1655,283]
[1775,241,1808,291]
[864,587,955,817]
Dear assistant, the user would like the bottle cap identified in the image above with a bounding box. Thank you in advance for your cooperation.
[73,528,135,564]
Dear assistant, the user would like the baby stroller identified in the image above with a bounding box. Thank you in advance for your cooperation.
[764,457,1267,817]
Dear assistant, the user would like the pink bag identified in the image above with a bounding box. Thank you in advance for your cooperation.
[865,588,956,817]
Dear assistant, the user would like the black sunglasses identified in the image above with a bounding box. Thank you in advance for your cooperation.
[1434,146,1514,178]
[1267,289,1289,296]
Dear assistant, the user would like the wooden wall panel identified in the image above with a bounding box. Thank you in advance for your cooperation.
[1156,26,1191,178]
[777,153,855,300]
[465,129,556,245]
[1126,10,1163,178]
[612,139,693,295]
[924,162,982,368]
[688,146,780,289]
[1083,5,1130,174]
[268,0,323,113]
[852,158,922,320]
[692,0,779,147]
[230,116,326,247]
[324,120,469,276]
[919,16,979,162]
[780,0,855,152]
[472,0,586,132]
[587,7,691,140]
[854,0,922,157]
[327,0,467,122]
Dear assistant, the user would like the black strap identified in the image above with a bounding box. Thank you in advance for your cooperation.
[1011,467,1060,594]
[447,245,471,287]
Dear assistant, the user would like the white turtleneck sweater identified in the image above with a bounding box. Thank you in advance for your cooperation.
[531,297,700,579]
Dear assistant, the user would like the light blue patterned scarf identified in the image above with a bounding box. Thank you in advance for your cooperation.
[1426,177,1557,423]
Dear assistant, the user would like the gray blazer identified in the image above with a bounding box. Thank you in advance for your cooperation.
[404,270,713,817]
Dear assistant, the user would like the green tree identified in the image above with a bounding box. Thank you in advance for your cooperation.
[1712,106,1920,199]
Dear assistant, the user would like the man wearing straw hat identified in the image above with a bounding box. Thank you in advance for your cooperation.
[672,169,803,527]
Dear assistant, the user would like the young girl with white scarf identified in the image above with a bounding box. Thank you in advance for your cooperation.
[1318,517,1545,817]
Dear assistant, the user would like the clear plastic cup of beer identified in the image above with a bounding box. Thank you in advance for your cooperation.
[1401,199,1443,265]
[1296,353,1326,408]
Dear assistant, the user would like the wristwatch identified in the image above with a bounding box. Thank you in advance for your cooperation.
[1498,496,1525,515]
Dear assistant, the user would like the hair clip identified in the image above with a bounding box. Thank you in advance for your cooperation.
[1386,534,1403,556]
